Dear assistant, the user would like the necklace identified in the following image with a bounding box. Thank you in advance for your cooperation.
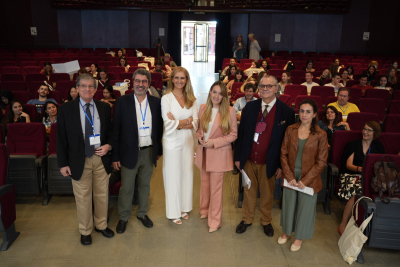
[173,92,184,97]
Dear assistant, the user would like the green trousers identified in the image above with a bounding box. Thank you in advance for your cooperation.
[118,147,154,221]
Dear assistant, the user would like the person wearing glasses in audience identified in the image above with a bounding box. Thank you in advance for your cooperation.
[112,68,163,234]
[234,75,295,237]
[328,88,360,122]
[337,121,385,235]
[195,81,237,233]
[57,74,114,246]
[161,67,199,225]
[341,69,352,87]
[279,99,328,252]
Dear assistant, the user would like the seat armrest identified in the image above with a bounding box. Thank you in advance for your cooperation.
[0,184,13,197]
[359,197,376,237]
[327,163,339,176]
[35,155,48,167]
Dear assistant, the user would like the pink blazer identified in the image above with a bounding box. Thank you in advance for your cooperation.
[195,104,238,172]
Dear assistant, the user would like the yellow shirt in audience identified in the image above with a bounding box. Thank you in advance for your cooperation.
[327,101,360,121]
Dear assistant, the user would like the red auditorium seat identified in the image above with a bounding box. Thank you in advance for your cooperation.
[383,114,400,133]
[5,104,38,122]
[19,61,37,67]
[0,61,18,67]
[128,66,145,73]
[150,72,163,90]
[108,66,126,79]
[358,98,386,122]
[1,74,24,82]
[268,69,284,77]
[378,133,400,155]
[12,91,31,104]
[310,86,335,104]
[388,100,400,114]
[21,66,41,77]
[120,72,134,81]
[49,73,70,82]
[393,90,400,100]
[79,61,92,68]
[125,57,139,65]
[25,73,47,84]
[0,144,20,251]
[290,70,306,80]
[230,82,244,102]
[6,123,48,200]
[284,85,307,105]
[294,95,323,113]
[137,48,150,57]
[1,66,21,75]
[1,81,27,92]
[347,87,363,104]
[364,89,391,107]
[52,57,68,63]
[56,81,76,100]
[347,112,380,131]
[98,61,113,69]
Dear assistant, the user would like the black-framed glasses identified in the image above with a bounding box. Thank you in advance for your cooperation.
[259,84,275,90]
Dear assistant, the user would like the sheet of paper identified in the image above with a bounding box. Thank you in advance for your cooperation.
[52,60,80,75]
[283,179,314,196]
[241,170,251,189]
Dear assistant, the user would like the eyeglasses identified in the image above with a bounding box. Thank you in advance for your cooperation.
[259,84,275,90]
[362,128,374,133]
[134,79,149,84]
[78,85,95,89]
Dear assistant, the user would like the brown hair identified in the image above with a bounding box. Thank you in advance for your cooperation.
[322,106,341,127]
[365,121,381,139]
[235,69,244,82]
[338,87,350,96]
[299,99,318,135]
[118,56,129,67]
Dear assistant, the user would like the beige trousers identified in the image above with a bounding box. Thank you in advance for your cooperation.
[71,155,109,235]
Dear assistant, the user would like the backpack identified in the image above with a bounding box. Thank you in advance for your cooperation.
[286,62,295,72]
[371,155,400,203]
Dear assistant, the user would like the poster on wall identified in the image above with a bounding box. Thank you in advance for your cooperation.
[363,32,370,41]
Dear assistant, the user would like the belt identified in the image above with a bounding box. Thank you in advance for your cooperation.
[139,145,153,150]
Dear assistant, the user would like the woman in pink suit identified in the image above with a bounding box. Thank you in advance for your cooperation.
[195,81,238,233]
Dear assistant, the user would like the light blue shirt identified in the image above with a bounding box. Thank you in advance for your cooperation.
[233,97,257,113]
[79,98,101,149]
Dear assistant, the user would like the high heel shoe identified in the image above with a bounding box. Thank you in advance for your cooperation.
[209,227,219,233]
[200,215,208,219]
[278,236,290,245]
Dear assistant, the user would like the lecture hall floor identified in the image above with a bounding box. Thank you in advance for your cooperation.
[1,58,400,266]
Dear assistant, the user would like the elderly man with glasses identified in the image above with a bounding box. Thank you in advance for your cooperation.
[234,75,295,237]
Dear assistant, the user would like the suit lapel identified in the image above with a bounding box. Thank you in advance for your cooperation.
[269,99,283,146]
[209,111,221,138]
[148,96,156,138]
[72,99,84,143]
[129,93,139,136]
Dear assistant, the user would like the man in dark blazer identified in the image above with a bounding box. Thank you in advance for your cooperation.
[234,75,295,237]
[112,68,163,233]
[57,74,114,245]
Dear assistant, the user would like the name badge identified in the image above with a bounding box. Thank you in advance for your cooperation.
[89,134,101,146]
[139,127,150,137]
[254,133,259,142]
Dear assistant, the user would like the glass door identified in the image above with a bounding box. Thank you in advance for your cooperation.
[194,23,209,62]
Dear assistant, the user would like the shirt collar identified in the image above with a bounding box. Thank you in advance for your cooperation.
[262,97,276,108]
[80,98,94,106]
[134,94,148,105]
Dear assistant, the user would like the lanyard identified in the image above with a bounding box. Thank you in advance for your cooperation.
[135,95,148,125]
[80,101,96,136]
[336,102,349,114]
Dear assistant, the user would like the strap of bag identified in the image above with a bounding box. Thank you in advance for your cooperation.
[123,79,130,87]
[351,196,372,222]
[359,211,374,232]
[44,80,54,91]
[99,80,104,87]
[383,163,394,197]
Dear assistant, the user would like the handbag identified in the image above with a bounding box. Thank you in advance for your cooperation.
[338,196,374,265]
[371,154,400,203]
[112,79,130,95]
[136,50,143,57]
[338,173,363,200]
[138,63,149,71]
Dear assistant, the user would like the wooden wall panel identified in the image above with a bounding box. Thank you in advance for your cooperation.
[57,10,82,46]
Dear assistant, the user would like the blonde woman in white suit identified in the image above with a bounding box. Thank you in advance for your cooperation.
[161,67,199,224]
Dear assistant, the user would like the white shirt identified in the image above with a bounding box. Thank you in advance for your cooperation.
[134,95,152,147]
[301,82,319,95]
[325,83,344,95]
[79,98,101,149]
[204,108,219,141]
[262,97,277,114]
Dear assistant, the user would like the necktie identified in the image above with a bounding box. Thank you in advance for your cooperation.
[85,103,95,158]
[263,104,269,118]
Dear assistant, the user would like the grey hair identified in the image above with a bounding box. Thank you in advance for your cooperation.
[76,73,97,89]
[132,68,151,84]
[259,75,279,88]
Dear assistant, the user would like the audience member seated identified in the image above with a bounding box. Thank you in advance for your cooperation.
[101,85,116,107]
[221,58,236,79]
[223,66,237,84]
[42,101,58,137]
[119,56,130,72]
[232,34,246,62]
[304,60,315,72]
[90,63,99,78]
[283,61,295,71]
[341,69,352,87]
[387,67,397,90]
[317,106,350,146]
[328,88,360,121]
[351,74,373,93]
[1,100,31,133]
[346,65,354,79]
[317,69,332,86]
[227,69,244,96]
[244,61,262,76]
[256,71,267,84]
[329,63,340,75]
[0,89,14,115]
[27,84,58,113]
[65,85,79,102]
[333,58,345,72]
[260,60,271,72]
[301,72,319,95]
[78,68,88,76]
[337,121,385,235]
[150,60,169,86]
[233,83,257,121]
[117,49,124,57]
[391,60,399,71]
[163,53,177,68]
[363,65,376,85]
[325,73,344,95]
[231,76,257,105]
[278,71,292,95]
[368,60,379,73]
[40,61,55,80]
[374,75,392,93]
[97,68,110,88]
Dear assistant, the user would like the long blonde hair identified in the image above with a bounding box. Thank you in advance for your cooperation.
[201,81,231,135]
[240,77,257,93]
[166,67,196,108]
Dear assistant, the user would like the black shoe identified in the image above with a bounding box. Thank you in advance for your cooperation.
[80,234,92,245]
[263,224,274,237]
[94,227,115,238]
[116,220,127,234]
[236,220,252,234]
[137,215,153,228]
